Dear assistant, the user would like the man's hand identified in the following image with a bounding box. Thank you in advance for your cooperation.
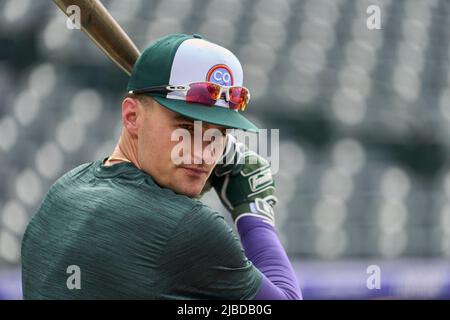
[211,135,277,226]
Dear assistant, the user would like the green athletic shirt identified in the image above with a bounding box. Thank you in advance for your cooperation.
[21,160,262,299]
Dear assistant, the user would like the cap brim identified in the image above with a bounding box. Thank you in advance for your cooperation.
[153,96,259,132]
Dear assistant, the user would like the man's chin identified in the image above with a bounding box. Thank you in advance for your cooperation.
[175,188,202,198]
[169,169,211,197]
[171,182,204,198]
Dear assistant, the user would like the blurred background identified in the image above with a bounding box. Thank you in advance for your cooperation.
[1,0,450,299]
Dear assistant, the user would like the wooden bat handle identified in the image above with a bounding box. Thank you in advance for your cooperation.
[53,0,140,76]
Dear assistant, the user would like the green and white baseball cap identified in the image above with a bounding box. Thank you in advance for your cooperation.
[127,33,258,132]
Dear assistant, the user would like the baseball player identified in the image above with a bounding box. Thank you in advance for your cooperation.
[21,34,302,300]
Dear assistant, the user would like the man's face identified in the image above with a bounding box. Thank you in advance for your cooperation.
[134,98,227,197]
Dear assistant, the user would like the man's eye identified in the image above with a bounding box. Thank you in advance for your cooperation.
[180,124,194,131]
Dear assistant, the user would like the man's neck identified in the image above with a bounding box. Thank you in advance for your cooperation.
[105,130,141,168]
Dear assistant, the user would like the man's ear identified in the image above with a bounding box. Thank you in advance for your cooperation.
[122,97,140,136]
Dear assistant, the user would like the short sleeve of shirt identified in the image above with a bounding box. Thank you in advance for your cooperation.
[158,204,262,300]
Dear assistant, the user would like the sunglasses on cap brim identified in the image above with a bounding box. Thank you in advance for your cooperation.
[128,82,251,111]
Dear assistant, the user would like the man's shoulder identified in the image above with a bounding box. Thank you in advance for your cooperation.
[49,161,95,190]
[39,161,94,200]
[67,161,95,177]
[41,160,218,231]
[171,202,231,244]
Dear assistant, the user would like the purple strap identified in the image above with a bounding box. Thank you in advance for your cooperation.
[236,215,302,300]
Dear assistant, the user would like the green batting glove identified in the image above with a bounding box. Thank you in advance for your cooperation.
[211,135,277,226]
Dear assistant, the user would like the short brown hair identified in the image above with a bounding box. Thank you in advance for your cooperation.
[124,92,152,104]
[123,93,156,113]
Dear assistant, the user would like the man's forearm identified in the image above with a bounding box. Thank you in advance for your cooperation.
[236,215,302,300]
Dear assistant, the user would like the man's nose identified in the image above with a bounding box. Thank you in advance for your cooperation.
[191,134,220,165]
[192,141,204,165]
[191,140,214,165]
[201,140,218,165]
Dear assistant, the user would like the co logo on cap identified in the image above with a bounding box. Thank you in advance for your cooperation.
[206,64,234,86]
